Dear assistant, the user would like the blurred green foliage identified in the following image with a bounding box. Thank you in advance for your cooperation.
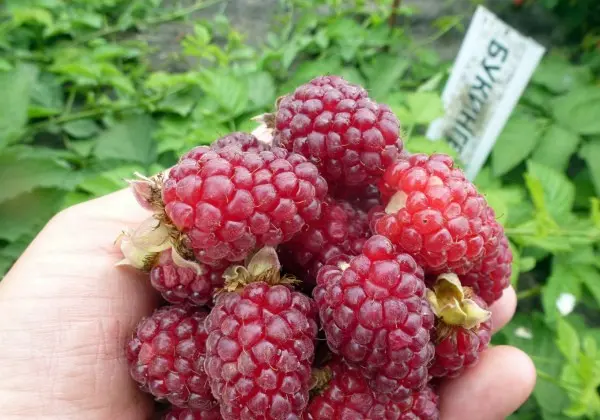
[0,0,598,418]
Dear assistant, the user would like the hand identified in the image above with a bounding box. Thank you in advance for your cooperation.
[0,189,536,419]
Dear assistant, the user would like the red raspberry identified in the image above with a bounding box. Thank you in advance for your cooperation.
[330,183,382,212]
[126,305,216,410]
[161,145,328,265]
[150,250,227,306]
[426,274,492,378]
[372,153,502,275]
[279,197,370,283]
[204,282,318,419]
[273,75,403,187]
[306,360,439,419]
[164,406,222,420]
[460,234,512,305]
[313,235,434,399]
[212,132,266,152]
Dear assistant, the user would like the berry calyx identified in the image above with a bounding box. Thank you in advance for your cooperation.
[426,273,492,378]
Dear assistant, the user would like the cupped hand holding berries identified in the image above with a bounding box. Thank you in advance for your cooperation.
[0,76,537,420]
[0,188,534,420]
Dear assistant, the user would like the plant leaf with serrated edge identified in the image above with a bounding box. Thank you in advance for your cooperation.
[526,161,575,222]
[503,313,570,420]
[0,62,38,148]
[542,258,581,324]
[532,54,592,94]
[0,148,74,203]
[0,188,65,242]
[493,116,543,176]
[557,318,579,364]
[196,71,249,117]
[579,139,600,196]
[532,125,580,172]
[247,71,276,110]
[94,114,156,166]
[405,92,444,125]
[363,55,410,102]
[552,88,600,135]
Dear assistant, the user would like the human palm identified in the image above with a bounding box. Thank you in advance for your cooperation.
[0,190,535,419]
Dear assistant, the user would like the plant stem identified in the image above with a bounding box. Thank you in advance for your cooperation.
[517,285,542,300]
[388,0,402,28]
[76,0,224,45]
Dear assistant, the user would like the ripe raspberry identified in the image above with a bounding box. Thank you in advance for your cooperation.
[279,197,370,283]
[164,406,222,420]
[330,183,382,212]
[161,145,328,265]
[460,234,512,305]
[313,235,434,399]
[426,274,492,378]
[150,250,227,306]
[372,153,502,275]
[212,132,266,152]
[306,360,439,419]
[273,75,403,187]
[126,305,216,409]
[204,249,319,419]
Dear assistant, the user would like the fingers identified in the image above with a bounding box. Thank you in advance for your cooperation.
[490,286,517,334]
[438,345,536,420]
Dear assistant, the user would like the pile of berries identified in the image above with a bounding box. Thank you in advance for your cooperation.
[119,76,512,419]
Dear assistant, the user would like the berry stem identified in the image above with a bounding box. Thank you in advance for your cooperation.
[388,0,403,27]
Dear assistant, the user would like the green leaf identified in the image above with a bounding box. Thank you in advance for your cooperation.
[247,71,276,110]
[363,55,410,101]
[404,92,444,125]
[0,235,33,275]
[579,139,600,196]
[157,88,200,117]
[526,161,575,221]
[197,71,249,117]
[521,84,554,113]
[504,314,571,419]
[0,62,39,148]
[0,188,65,242]
[557,319,580,364]
[405,136,458,159]
[93,114,157,166]
[63,119,101,139]
[552,88,600,135]
[337,67,366,88]
[580,265,600,309]
[533,54,592,94]
[542,260,581,324]
[531,125,580,172]
[493,116,543,176]
[28,72,64,118]
[77,165,143,198]
[0,148,74,203]
[509,240,520,287]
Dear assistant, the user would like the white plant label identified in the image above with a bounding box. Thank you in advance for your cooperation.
[426,5,546,180]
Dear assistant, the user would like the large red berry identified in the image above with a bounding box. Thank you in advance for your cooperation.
[164,406,222,420]
[306,360,439,419]
[372,153,502,275]
[273,75,403,187]
[426,274,492,378]
[150,250,227,306]
[313,235,434,399]
[162,145,328,265]
[460,234,512,305]
[126,305,216,409]
[204,282,318,419]
[212,132,266,153]
[279,197,370,283]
